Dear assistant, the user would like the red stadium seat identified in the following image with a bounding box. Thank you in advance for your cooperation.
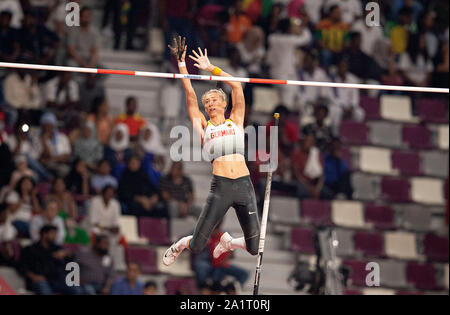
[353,231,384,258]
[423,234,449,262]
[381,177,410,202]
[340,121,368,145]
[364,204,396,230]
[417,98,448,123]
[125,246,159,274]
[138,217,171,245]
[290,227,316,254]
[165,278,197,295]
[300,200,332,226]
[342,260,368,287]
[406,263,440,291]
[392,151,422,176]
[360,96,381,120]
[402,125,432,149]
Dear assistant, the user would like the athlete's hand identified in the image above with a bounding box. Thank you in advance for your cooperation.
[168,35,187,62]
[189,48,214,72]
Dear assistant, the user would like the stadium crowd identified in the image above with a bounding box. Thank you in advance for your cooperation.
[0,0,448,295]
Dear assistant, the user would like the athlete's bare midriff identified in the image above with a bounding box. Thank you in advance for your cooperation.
[212,153,250,179]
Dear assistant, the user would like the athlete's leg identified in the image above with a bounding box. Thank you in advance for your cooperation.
[163,176,232,265]
[213,176,261,257]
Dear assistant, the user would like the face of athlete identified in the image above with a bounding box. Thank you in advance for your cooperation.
[203,92,227,119]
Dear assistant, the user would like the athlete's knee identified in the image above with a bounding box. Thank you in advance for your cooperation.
[246,236,260,256]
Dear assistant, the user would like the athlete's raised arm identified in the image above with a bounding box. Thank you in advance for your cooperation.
[169,36,207,139]
[189,48,245,127]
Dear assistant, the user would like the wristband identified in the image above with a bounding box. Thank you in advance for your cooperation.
[178,62,186,68]
[212,66,222,76]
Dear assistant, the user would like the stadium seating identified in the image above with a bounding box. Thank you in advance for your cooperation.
[384,231,419,260]
[252,87,279,113]
[118,216,148,245]
[165,278,198,295]
[334,229,355,257]
[340,121,368,145]
[378,260,408,288]
[369,121,402,148]
[406,263,440,291]
[269,196,301,225]
[359,146,394,175]
[353,231,384,258]
[417,98,448,123]
[359,95,381,120]
[421,151,449,178]
[331,201,366,228]
[138,218,171,245]
[392,151,422,176]
[300,200,332,226]
[125,246,159,274]
[398,205,432,231]
[402,125,432,149]
[423,234,449,262]
[410,177,445,205]
[381,177,410,202]
[290,227,316,254]
[364,204,396,230]
[380,95,418,122]
[437,125,449,150]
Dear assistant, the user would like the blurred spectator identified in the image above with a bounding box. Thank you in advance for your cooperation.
[296,49,331,116]
[160,0,198,60]
[291,134,333,200]
[30,199,65,245]
[267,18,312,108]
[324,138,353,200]
[43,72,80,111]
[80,74,106,113]
[66,6,99,68]
[105,0,140,50]
[222,47,248,96]
[398,33,433,87]
[326,0,362,25]
[75,234,114,295]
[47,177,77,219]
[73,121,104,169]
[143,281,158,295]
[315,4,350,67]
[5,176,42,237]
[381,58,404,88]
[390,0,423,22]
[160,161,200,218]
[0,10,20,62]
[91,159,118,195]
[17,9,59,64]
[104,123,132,180]
[33,112,71,175]
[0,127,14,189]
[226,0,252,45]
[236,26,266,76]
[89,185,121,239]
[87,96,113,145]
[196,3,229,56]
[115,97,146,140]
[351,8,384,58]
[431,28,449,88]
[0,203,17,266]
[419,11,439,60]
[137,123,165,187]
[20,224,81,295]
[303,0,326,25]
[343,31,383,81]
[385,7,415,55]
[0,0,24,29]
[2,68,42,121]
[328,57,364,135]
[46,0,80,39]
[302,103,333,152]
[118,155,168,218]
[9,155,37,190]
[65,158,91,198]
[260,3,283,36]
[110,262,144,295]
[208,225,249,289]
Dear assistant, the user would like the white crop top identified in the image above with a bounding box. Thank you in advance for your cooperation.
[202,119,246,162]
